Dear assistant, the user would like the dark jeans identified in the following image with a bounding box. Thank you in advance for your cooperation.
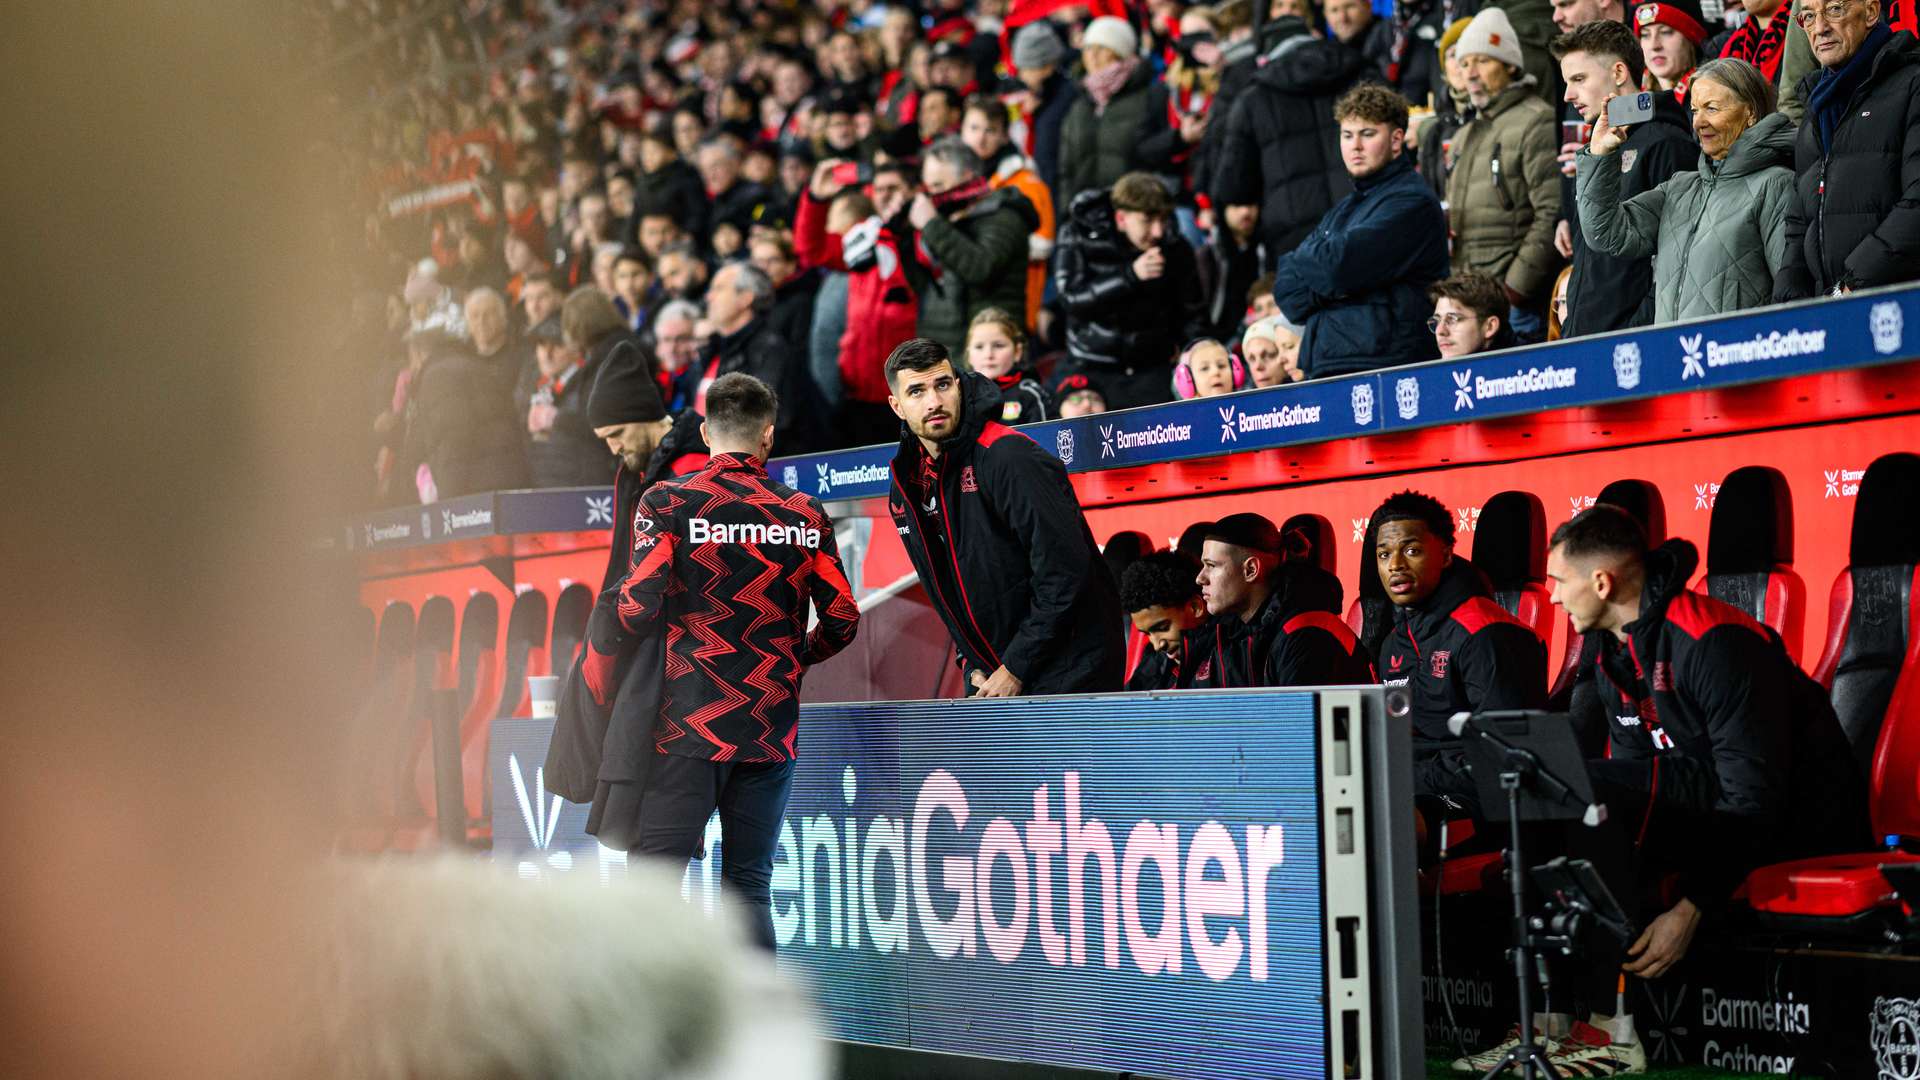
[630,752,795,952]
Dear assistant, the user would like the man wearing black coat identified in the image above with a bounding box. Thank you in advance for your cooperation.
[1773,13,1920,299]
[694,262,825,456]
[1053,173,1209,409]
[1187,513,1375,689]
[1553,21,1696,336]
[631,123,709,252]
[400,324,532,500]
[884,339,1126,697]
[514,317,613,488]
[1272,85,1450,377]
[1211,18,1367,265]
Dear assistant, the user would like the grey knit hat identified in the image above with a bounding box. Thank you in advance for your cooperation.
[1012,22,1066,69]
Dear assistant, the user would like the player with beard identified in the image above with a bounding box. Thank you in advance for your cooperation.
[884,337,1125,697]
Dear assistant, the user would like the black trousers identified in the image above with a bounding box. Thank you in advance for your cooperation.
[630,752,795,952]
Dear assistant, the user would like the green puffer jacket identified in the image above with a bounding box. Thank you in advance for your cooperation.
[1445,78,1563,302]
[1056,62,1154,213]
[1575,111,1797,323]
[900,186,1040,357]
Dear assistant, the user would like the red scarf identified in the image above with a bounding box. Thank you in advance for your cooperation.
[536,358,586,402]
[1718,5,1792,82]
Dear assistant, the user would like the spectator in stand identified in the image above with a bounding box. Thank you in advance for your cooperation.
[564,189,617,290]
[1383,0,1474,114]
[1547,264,1574,338]
[696,262,822,455]
[1635,0,1711,98]
[1172,339,1244,399]
[1429,271,1519,357]
[1140,7,1227,213]
[1579,58,1796,320]
[818,89,879,164]
[401,319,532,503]
[884,338,1126,697]
[503,231,552,311]
[1547,0,1630,266]
[1050,371,1110,418]
[1553,18,1696,339]
[1120,550,1209,691]
[516,316,612,487]
[1273,84,1450,377]
[518,272,562,333]
[894,137,1038,359]
[797,161,920,447]
[1212,15,1367,263]
[917,86,965,148]
[1448,7,1564,343]
[1415,17,1476,201]
[1773,0,1920,299]
[1715,0,1795,86]
[750,231,818,361]
[563,286,652,397]
[611,247,654,334]
[1188,513,1372,689]
[606,171,637,229]
[634,204,687,262]
[590,242,624,298]
[1057,16,1157,212]
[1326,0,1396,77]
[962,95,1056,331]
[1200,202,1266,340]
[1009,22,1076,196]
[1054,172,1209,409]
[698,138,771,237]
[1241,315,1305,387]
[656,243,710,303]
[651,300,704,413]
[463,287,523,399]
[1246,272,1280,322]
[964,308,1050,423]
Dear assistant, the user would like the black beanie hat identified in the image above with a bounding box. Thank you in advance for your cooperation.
[587,341,666,428]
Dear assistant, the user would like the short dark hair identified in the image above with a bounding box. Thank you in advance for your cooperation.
[1550,20,1646,87]
[1120,551,1203,614]
[1428,271,1508,321]
[1368,490,1455,547]
[1111,172,1174,217]
[1333,83,1411,130]
[613,246,653,272]
[1550,504,1649,563]
[883,337,954,388]
[921,85,962,113]
[962,94,1010,130]
[872,161,914,188]
[704,372,779,445]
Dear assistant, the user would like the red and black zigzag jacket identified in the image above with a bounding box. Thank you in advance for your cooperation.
[1566,540,1870,905]
[1186,563,1375,689]
[602,452,859,763]
[887,372,1126,695]
[1378,557,1548,769]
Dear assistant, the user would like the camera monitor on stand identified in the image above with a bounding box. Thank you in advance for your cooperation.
[1452,709,1603,826]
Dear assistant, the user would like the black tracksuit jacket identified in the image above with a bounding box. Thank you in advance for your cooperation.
[1185,563,1374,689]
[1127,647,1186,692]
[887,372,1126,695]
[1565,540,1871,905]
[1377,557,1548,798]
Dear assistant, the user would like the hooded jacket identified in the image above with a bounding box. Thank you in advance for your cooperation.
[1186,563,1374,689]
[886,371,1126,695]
[1560,89,1696,337]
[1272,149,1450,378]
[698,316,826,456]
[1577,111,1796,323]
[1377,557,1548,794]
[1211,35,1366,261]
[1446,77,1564,302]
[1053,189,1209,372]
[1565,540,1870,906]
[895,186,1039,358]
[402,345,533,500]
[1056,61,1157,214]
[631,157,709,249]
[1774,29,1920,299]
[794,190,919,406]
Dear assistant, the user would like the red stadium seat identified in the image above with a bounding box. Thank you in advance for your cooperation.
[1741,453,1920,924]
[1474,491,1554,648]
[1423,851,1506,896]
[1702,466,1805,664]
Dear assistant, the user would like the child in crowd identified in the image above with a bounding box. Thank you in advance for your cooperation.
[965,308,1051,424]
[1246,273,1280,324]
[1174,338,1244,399]
[1050,371,1109,418]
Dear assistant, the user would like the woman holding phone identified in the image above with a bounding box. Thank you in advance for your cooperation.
[1574,57,1797,321]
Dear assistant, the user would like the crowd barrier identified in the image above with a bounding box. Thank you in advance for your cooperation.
[490,688,1418,1080]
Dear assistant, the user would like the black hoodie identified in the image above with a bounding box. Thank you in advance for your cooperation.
[1378,556,1549,797]
[1186,562,1374,690]
[1210,35,1366,262]
[1566,540,1871,906]
[1560,91,1696,338]
[887,371,1126,695]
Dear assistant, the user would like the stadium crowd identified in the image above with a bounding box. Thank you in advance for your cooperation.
[333,0,1920,503]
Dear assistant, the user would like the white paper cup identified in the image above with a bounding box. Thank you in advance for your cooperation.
[528,675,560,718]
